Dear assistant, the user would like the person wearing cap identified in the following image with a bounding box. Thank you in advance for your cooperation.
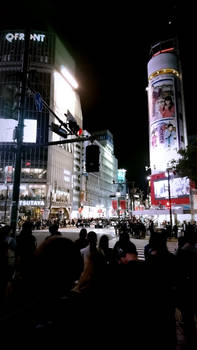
[115,240,138,264]
[109,239,149,347]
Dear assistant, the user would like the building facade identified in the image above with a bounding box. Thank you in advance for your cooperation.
[146,39,197,224]
[79,130,118,219]
[0,29,82,222]
[0,30,119,223]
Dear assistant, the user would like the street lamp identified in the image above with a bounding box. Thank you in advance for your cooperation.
[116,191,121,220]
[4,184,9,223]
[166,168,173,236]
[146,176,151,208]
[145,165,152,203]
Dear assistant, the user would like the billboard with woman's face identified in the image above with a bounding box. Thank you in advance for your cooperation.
[148,78,176,123]
[148,76,179,172]
[150,119,178,172]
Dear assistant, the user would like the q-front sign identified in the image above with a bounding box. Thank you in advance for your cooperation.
[5,32,45,43]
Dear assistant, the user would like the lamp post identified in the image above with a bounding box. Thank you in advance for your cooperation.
[3,184,9,223]
[145,166,151,209]
[116,191,121,220]
[146,176,151,208]
[10,27,30,236]
[166,168,173,236]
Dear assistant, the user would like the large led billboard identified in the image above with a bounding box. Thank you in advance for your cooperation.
[150,172,190,207]
[148,78,176,123]
[150,118,178,171]
[53,71,77,141]
[154,176,190,199]
[0,119,37,143]
[118,169,126,183]
[148,77,179,172]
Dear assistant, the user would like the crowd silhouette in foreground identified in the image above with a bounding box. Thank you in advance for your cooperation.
[0,221,197,349]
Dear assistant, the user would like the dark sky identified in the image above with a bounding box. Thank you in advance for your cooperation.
[1,2,197,191]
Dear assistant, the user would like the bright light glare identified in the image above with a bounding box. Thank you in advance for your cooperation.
[23,119,37,143]
[61,66,78,89]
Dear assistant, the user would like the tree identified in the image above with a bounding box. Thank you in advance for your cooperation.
[172,141,197,184]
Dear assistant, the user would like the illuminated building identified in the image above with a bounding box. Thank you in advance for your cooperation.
[147,39,196,223]
[0,29,82,221]
[80,130,118,219]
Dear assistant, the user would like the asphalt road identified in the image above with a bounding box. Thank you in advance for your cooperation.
[32,226,178,259]
[33,226,116,247]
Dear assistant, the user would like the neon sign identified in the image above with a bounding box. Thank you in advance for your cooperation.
[5,33,45,43]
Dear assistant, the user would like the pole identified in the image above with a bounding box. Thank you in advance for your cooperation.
[10,27,30,236]
[117,196,120,220]
[167,168,173,236]
[4,184,9,223]
[131,181,135,211]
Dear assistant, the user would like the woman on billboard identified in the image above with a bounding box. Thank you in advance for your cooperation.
[160,95,175,118]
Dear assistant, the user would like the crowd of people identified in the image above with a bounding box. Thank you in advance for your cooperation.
[0,220,197,348]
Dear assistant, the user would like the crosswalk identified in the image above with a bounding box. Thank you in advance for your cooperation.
[136,247,145,260]
[109,236,177,261]
[34,229,177,262]
[136,244,177,261]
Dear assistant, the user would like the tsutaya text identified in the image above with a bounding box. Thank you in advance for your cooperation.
[19,200,45,206]
[5,33,46,43]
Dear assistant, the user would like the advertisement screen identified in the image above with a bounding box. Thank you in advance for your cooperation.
[118,169,126,182]
[0,119,37,143]
[154,176,190,200]
[150,119,178,171]
[149,78,176,123]
[53,71,76,141]
[23,120,37,143]
[148,76,179,172]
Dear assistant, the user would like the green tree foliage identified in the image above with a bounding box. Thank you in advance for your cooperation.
[172,141,197,184]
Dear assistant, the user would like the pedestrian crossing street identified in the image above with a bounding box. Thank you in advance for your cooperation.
[34,229,178,262]
[109,236,177,261]
[137,247,145,261]
[135,242,177,260]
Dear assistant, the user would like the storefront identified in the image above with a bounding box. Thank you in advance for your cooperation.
[19,199,45,220]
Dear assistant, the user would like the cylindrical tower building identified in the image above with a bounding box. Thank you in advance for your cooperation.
[147,39,187,173]
[147,39,190,210]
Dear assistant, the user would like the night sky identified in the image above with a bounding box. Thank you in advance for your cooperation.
[1,2,197,192]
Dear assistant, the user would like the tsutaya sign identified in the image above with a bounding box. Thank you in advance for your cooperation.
[19,200,45,206]
[5,32,46,43]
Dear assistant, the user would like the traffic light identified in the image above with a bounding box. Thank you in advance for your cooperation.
[66,110,82,136]
[50,122,68,138]
[86,144,100,172]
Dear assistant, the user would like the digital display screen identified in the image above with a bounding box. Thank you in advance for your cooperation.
[148,77,180,172]
[154,176,190,199]
[0,119,37,143]
[23,120,37,143]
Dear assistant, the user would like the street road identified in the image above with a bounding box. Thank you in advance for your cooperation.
[33,227,178,260]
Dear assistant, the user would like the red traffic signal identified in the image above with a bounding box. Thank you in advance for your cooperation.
[78,128,83,136]
[66,110,83,136]
[25,161,31,166]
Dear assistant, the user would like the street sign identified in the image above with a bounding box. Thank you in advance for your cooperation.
[34,92,43,112]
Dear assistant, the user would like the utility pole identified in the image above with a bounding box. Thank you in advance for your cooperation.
[167,168,173,235]
[3,184,9,223]
[131,181,135,211]
[10,27,30,236]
